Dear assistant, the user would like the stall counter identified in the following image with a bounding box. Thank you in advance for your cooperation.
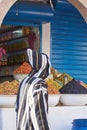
[0,95,87,130]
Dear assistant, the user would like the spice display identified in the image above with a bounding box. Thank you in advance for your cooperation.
[54,73,73,86]
[59,79,87,94]
[0,80,19,95]
[79,81,87,89]
[13,62,32,74]
[46,67,87,94]
[46,79,61,94]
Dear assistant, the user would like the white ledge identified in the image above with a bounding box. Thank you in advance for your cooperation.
[0,95,16,108]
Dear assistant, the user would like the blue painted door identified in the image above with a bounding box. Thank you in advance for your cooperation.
[51,0,87,83]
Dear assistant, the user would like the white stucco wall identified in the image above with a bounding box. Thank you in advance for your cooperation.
[42,23,50,58]
[0,0,17,25]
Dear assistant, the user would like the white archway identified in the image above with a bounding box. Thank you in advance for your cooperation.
[68,0,87,23]
[0,0,17,26]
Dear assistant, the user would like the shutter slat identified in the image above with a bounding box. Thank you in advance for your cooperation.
[51,1,87,83]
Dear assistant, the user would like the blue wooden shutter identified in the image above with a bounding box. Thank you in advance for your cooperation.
[51,0,87,83]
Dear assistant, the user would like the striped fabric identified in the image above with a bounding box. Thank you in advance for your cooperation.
[16,49,51,130]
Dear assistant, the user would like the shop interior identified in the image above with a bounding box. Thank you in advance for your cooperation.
[0,24,40,82]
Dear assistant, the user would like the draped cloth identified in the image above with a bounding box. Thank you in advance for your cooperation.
[16,49,51,130]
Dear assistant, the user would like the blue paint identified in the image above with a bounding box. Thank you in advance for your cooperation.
[2,0,87,83]
[3,1,54,25]
[72,119,87,130]
[51,0,87,83]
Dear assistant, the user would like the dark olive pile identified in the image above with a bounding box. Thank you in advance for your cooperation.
[59,79,87,94]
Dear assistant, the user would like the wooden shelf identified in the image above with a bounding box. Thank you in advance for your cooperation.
[0,63,22,67]
[0,75,13,78]
[0,34,28,44]
[7,48,27,54]
[0,26,22,34]
[0,25,29,82]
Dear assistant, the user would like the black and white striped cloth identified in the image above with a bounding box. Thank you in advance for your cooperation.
[16,49,51,130]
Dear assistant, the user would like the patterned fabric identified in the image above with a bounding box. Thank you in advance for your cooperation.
[16,49,51,130]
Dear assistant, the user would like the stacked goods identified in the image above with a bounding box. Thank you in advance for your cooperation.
[54,73,73,86]
[0,62,32,95]
[46,67,62,94]
[0,80,19,95]
[51,67,62,80]
[13,62,32,81]
[46,67,87,94]
[46,68,73,94]
[47,67,87,94]
[51,68,87,94]
[13,62,32,74]
[59,79,87,94]
[46,79,61,94]
[79,81,87,89]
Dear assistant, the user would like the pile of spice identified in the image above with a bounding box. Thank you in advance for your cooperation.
[13,62,32,74]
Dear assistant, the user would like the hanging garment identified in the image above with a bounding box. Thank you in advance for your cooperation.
[16,49,51,130]
[28,32,36,49]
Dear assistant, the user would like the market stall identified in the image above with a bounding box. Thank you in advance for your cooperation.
[0,1,87,130]
[0,64,87,130]
[0,95,87,130]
